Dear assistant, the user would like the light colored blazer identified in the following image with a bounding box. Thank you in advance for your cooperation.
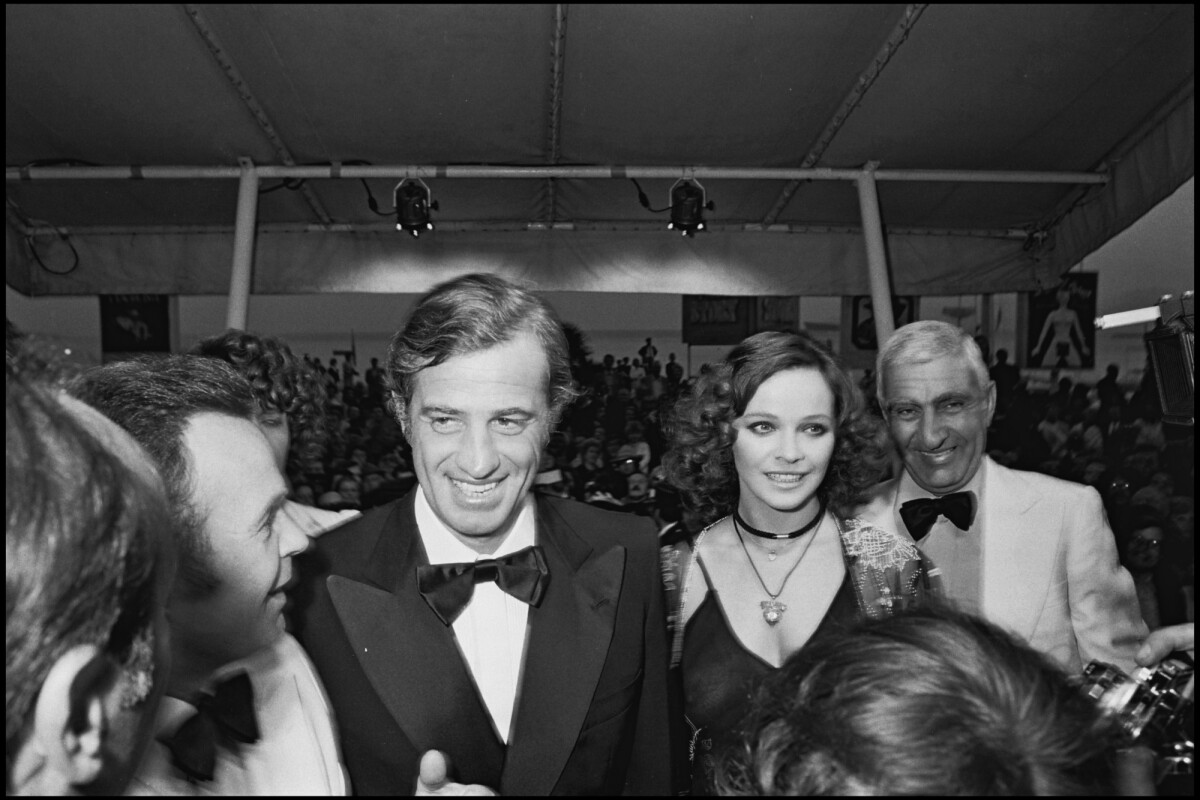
[853,457,1147,674]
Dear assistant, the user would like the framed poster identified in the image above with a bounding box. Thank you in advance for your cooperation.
[1025,274,1097,369]
[100,294,172,358]
[839,295,919,370]
[753,296,800,334]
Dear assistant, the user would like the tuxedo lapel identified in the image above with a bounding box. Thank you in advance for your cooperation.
[326,498,505,782]
[979,459,1057,637]
[502,498,625,797]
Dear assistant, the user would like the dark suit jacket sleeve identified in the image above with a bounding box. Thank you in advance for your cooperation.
[622,518,674,795]
[290,505,425,795]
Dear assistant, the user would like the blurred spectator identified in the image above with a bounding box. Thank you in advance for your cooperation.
[989,348,1021,414]
[638,337,658,365]
[334,475,362,510]
[292,483,316,506]
[1096,363,1124,411]
[1117,507,1189,630]
[190,330,327,474]
[665,352,684,388]
[7,378,173,796]
[618,421,651,473]
[317,490,346,510]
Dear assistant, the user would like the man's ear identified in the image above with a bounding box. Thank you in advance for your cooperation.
[16,644,117,794]
[985,379,997,424]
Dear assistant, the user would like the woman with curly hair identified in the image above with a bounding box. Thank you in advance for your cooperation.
[661,331,938,795]
[189,329,327,472]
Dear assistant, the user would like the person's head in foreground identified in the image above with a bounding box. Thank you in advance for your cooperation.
[6,377,174,795]
[69,356,308,690]
[718,605,1123,796]
[385,272,578,550]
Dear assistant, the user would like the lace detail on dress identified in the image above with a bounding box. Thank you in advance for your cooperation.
[838,516,931,620]
[841,516,922,570]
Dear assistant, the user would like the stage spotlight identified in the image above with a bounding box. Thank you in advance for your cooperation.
[667,178,714,238]
[394,178,438,237]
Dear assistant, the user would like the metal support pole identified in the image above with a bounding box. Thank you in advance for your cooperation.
[226,158,258,330]
[855,163,895,345]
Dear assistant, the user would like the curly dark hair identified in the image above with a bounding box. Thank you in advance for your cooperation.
[189,329,328,453]
[663,331,889,524]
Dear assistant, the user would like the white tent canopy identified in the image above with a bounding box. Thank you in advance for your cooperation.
[6,5,1194,329]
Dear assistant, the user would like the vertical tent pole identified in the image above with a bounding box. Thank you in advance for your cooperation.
[855,162,895,345]
[226,157,259,331]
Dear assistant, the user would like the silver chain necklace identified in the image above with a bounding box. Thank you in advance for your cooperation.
[733,512,822,625]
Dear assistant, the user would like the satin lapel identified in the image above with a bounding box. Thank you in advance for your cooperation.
[327,498,503,768]
[502,501,625,797]
[980,459,1057,637]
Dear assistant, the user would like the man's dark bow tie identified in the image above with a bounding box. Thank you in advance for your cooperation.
[161,670,260,783]
[900,491,975,542]
[417,545,550,626]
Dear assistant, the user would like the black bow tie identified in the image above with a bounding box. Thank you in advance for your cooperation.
[161,671,260,783]
[900,491,975,542]
[417,545,550,626]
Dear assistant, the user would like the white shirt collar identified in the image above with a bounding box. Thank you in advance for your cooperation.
[414,484,537,565]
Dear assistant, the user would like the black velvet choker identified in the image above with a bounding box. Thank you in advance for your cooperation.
[733,497,826,541]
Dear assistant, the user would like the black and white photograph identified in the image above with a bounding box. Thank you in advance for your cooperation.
[6,5,1193,797]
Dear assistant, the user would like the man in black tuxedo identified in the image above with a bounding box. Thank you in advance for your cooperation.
[292,273,671,795]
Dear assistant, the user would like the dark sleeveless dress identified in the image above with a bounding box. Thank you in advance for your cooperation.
[680,553,859,796]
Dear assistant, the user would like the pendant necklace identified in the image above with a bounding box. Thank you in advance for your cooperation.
[733,501,825,626]
[734,500,825,561]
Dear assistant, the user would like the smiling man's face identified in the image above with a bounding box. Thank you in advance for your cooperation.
[404,330,550,553]
[882,354,995,496]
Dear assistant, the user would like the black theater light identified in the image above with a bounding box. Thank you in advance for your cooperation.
[394,178,438,237]
[666,178,714,237]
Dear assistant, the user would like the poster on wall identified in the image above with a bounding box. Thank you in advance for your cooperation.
[1024,273,1097,370]
[681,296,799,345]
[839,295,919,370]
[100,294,172,360]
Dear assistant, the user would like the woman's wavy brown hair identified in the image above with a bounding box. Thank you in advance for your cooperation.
[663,331,890,525]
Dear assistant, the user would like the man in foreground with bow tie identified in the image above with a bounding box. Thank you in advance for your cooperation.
[852,320,1146,673]
[291,273,672,795]
[70,356,349,795]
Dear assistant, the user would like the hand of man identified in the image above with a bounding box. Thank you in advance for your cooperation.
[414,750,498,796]
[1111,623,1196,796]
[1136,622,1194,698]
[281,500,362,539]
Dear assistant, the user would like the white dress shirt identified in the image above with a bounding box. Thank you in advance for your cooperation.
[126,633,348,796]
[415,486,536,744]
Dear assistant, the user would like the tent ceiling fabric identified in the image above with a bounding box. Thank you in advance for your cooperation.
[5,4,1194,297]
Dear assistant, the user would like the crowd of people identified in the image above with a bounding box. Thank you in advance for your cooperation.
[5,274,1194,796]
[265,312,1194,639]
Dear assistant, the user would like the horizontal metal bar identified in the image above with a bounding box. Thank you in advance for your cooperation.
[21,221,1029,238]
[872,168,1108,184]
[6,164,1109,185]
